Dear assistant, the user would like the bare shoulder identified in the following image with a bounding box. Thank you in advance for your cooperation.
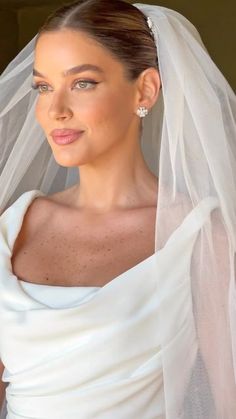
[12,192,63,256]
[22,186,75,228]
[13,185,78,246]
[20,196,53,234]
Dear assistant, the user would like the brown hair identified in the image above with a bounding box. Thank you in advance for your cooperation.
[37,0,158,81]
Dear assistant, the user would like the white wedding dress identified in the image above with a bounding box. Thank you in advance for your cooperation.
[0,190,219,419]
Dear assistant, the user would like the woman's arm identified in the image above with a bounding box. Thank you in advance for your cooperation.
[192,210,236,417]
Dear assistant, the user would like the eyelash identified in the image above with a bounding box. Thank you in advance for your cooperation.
[31,79,99,94]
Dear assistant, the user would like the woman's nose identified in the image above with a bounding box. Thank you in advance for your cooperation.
[48,94,73,121]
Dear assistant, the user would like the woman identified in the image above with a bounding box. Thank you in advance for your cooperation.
[0,1,235,418]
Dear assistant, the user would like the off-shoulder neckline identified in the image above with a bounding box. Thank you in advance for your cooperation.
[10,189,158,291]
[6,189,219,293]
[18,251,157,291]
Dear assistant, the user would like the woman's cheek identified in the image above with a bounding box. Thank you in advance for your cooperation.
[35,98,49,127]
[74,95,111,124]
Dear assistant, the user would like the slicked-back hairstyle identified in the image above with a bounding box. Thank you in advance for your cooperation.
[37,0,158,81]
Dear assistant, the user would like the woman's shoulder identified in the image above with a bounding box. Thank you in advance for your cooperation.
[0,186,79,251]
[0,187,68,218]
[0,190,43,217]
[0,190,52,249]
[0,186,78,244]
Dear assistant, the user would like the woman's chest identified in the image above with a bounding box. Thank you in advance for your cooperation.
[11,207,156,287]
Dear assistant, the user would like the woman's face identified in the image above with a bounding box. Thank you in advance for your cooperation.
[34,29,139,167]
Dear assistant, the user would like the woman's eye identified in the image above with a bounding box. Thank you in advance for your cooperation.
[31,83,52,94]
[38,85,51,94]
[31,80,98,94]
[73,80,98,90]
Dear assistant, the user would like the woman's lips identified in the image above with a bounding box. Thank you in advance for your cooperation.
[50,129,84,145]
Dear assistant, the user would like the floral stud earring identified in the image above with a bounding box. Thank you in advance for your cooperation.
[136,106,149,118]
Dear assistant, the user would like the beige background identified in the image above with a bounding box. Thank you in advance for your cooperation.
[0,0,235,91]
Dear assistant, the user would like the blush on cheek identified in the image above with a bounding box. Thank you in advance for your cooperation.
[89,92,126,130]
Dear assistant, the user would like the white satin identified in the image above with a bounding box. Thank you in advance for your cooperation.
[0,190,220,419]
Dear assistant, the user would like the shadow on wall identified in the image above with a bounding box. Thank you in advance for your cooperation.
[0,0,235,91]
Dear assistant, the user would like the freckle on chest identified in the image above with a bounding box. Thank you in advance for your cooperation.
[14,207,156,287]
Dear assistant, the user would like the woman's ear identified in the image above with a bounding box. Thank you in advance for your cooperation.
[135,68,161,111]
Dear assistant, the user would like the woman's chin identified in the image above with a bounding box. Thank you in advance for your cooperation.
[52,152,87,168]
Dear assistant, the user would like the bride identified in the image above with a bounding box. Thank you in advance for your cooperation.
[0,1,235,418]
[11,22,160,288]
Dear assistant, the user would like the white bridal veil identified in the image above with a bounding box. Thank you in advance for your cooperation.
[0,2,236,418]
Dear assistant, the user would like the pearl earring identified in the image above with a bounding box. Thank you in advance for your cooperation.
[136,106,149,118]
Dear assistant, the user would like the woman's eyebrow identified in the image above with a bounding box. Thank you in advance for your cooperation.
[33,64,104,77]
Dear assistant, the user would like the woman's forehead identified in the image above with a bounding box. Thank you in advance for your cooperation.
[34,29,125,76]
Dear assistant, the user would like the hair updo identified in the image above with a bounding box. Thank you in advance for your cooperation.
[37,0,158,81]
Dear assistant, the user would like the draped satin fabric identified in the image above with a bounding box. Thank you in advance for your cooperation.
[0,190,219,418]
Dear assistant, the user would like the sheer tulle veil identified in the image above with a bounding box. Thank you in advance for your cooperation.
[0,2,236,418]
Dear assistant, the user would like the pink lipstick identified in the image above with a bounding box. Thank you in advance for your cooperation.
[50,129,84,145]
